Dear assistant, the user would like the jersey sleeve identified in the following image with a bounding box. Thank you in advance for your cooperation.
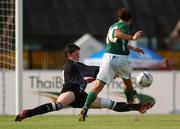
[117,24,129,34]
[74,62,99,78]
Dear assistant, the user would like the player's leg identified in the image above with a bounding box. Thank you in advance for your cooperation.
[91,97,155,113]
[15,91,75,122]
[117,60,137,104]
[56,91,75,107]
[123,78,137,103]
[79,57,115,121]
[111,101,155,113]
[83,63,115,110]
[84,80,105,108]
[79,80,105,121]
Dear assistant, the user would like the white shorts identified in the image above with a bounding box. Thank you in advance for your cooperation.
[96,53,132,85]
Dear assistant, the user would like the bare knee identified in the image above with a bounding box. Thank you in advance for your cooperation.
[56,92,75,107]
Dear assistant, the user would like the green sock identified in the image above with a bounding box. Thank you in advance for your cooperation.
[84,92,97,109]
[124,89,137,103]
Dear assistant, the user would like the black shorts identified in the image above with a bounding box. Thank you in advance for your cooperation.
[60,83,87,108]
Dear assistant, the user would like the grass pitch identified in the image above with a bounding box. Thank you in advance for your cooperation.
[0,114,180,129]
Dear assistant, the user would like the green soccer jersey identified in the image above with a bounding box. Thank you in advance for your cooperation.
[105,22,131,55]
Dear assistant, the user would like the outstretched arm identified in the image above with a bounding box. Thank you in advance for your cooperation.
[128,45,144,55]
[115,29,143,41]
[84,77,96,84]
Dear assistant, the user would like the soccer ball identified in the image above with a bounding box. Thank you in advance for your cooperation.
[136,71,153,88]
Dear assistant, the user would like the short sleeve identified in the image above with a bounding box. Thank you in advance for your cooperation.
[118,23,129,34]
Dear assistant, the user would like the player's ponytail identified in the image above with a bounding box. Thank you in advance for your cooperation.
[117,8,132,22]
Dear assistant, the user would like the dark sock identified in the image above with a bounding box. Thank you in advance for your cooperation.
[129,103,142,111]
[25,102,63,118]
[124,89,137,103]
[111,102,131,112]
[111,102,143,112]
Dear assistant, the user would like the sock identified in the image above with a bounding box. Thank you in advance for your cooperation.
[111,102,131,112]
[129,103,142,111]
[83,92,97,109]
[111,102,143,112]
[25,102,63,118]
[124,89,137,103]
[100,98,114,109]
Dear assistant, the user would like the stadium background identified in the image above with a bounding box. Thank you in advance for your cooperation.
[0,0,180,116]
[1,1,180,128]
[23,0,180,70]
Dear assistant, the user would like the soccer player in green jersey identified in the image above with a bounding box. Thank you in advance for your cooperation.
[79,8,153,121]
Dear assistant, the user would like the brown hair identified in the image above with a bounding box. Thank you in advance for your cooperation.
[64,44,80,58]
[117,8,132,22]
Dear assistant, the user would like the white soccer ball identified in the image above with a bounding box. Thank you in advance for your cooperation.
[136,71,153,88]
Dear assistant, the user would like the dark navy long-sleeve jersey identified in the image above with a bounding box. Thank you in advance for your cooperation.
[63,60,99,85]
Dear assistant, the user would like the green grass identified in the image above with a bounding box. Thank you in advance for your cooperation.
[0,115,180,129]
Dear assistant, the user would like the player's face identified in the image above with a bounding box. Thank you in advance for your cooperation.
[68,50,80,61]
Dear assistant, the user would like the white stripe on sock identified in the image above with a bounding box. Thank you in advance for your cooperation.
[52,103,56,111]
